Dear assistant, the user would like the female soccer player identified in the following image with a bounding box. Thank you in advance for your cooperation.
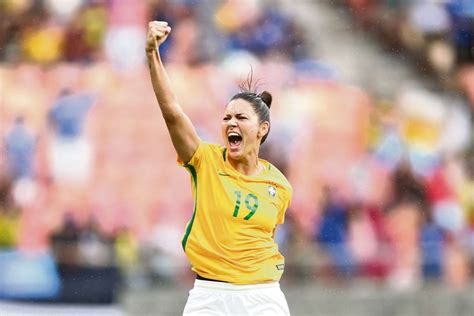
[146,21,292,315]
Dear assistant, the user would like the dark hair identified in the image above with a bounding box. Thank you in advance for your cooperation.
[229,71,272,144]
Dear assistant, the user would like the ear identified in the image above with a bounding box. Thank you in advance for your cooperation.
[258,121,269,139]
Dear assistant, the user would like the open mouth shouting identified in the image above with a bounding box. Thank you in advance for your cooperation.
[227,131,243,152]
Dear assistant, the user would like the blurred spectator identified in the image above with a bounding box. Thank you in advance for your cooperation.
[443,240,471,289]
[447,0,474,63]
[387,160,428,212]
[419,209,444,280]
[1,0,307,64]
[145,221,187,284]
[104,0,147,70]
[315,187,355,276]
[0,0,34,62]
[346,0,472,74]
[4,116,36,181]
[458,156,474,229]
[78,215,115,267]
[21,22,65,64]
[406,1,451,41]
[0,177,20,249]
[427,159,466,235]
[164,15,200,64]
[48,89,95,183]
[226,7,307,60]
[49,213,120,303]
[49,213,80,266]
[50,213,117,267]
[385,202,421,291]
[279,211,319,281]
[438,100,472,156]
[347,203,390,279]
[63,3,107,63]
[44,0,83,22]
[383,161,430,289]
[114,226,140,287]
[49,89,95,140]
[373,119,404,171]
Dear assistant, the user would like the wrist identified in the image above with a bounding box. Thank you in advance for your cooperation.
[146,47,159,57]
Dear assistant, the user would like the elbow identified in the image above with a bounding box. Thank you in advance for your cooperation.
[157,99,182,124]
[162,110,182,125]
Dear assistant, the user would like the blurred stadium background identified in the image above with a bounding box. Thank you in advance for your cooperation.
[0,0,474,315]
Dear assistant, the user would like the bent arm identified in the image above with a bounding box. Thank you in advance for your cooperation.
[146,22,200,164]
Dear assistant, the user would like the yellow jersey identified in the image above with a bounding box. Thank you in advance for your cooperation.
[179,142,292,284]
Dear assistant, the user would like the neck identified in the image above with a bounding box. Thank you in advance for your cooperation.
[228,148,262,176]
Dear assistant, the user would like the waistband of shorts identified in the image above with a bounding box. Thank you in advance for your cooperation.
[194,279,280,291]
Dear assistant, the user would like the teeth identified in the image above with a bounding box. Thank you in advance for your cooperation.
[228,132,240,137]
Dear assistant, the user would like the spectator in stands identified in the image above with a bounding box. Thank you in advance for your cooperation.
[0,176,20,249]
[4,116,36,181]
[447,0,474,63]
[0,1,34,62]
[387,160,428,212]
[227,7,307,60]
[48,88,95,183]
[419,208,444,280]
[347,203,380,277]
[427,159,466,235]
[49,213,80,266]
[114,226,140,287]
[77,3,107,56]
[78,215,115,267]
[104,0,148,70]
[315,187,355,276]
[385,161,427,290]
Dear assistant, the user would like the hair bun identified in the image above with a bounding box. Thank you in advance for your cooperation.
[259,91,272,109]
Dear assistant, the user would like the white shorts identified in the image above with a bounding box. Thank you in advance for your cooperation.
[49,136,92,183]
[183,279,290,316]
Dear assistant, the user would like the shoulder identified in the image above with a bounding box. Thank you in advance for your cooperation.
[195,142,226,162]
[205,142,224,151]
[201,142,225,156]
[181,142,224,167]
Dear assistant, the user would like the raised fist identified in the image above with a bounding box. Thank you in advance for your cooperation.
[146,21,171,54]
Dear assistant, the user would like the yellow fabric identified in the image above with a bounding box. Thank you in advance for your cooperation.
[114,231,139,269]
[179,142,292,284]
[0,209,20,248]
[22,27,64,63]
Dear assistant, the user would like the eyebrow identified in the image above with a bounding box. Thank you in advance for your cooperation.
[224,112,248,117]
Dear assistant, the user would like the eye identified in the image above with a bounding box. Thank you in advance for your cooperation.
[223,116,230,121]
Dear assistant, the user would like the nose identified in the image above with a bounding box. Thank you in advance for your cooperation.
[227,117,237,127]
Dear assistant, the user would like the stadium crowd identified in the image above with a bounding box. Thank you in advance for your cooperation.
[0,0,474,300]
[343,0,474,75]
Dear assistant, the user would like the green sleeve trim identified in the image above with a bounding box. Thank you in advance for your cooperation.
[182,164,198,251]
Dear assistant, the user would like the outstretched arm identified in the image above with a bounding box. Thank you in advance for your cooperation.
[146,21,200,164]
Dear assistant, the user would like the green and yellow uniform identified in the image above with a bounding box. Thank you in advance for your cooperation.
[179,142,292,284]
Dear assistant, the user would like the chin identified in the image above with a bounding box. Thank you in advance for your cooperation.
[227,148,243,161]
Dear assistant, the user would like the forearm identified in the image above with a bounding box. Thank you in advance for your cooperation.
[146,48,200,163]
[146,50,182,122]
[145,21,200,163]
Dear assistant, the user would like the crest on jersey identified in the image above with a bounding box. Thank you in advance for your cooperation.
[268,185,277,197]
